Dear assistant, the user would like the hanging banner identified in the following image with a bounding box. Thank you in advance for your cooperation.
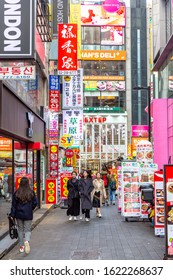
[49,112,59,143]
[52,0,68,36]
[58,24,78,75]
[63,110,83,141]
[154,171,164,237]
[164,165,173,259]
[45,178,57,204]
[49,144,58,178]
[62,69,83,108]
[60,173,71,199]
[49,75,60,112]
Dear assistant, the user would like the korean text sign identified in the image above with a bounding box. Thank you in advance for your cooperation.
[46,178,57,204]
[60,173,71,200]
[58,24,78,72]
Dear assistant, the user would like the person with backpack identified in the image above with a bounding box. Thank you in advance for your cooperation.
[10,177,37,254]
[108,174,117,205]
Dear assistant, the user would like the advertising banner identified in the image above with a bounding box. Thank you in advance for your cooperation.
[62,69,83,108]
[84,80,125,91]
[121,162,141,218]
[70,1,81,59]
[63,110,83,141]
[49,75,60,112]
[58,24,78,75]
[60,173,71,200]
[83,75,125,81]
[81,4,125,26]
[164,165,173,259]
[0,66,36,80]
[0,0,35,58]
[81,50,126,60]
[49,113,59,143]
[45,178,57,204]
[132,125,149,137]
[52,0,68,36]
[49,144,58,178]
[0,138,12,151]
[154,171,164,237]
[101,26,124,45]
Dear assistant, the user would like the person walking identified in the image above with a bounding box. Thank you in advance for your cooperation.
[79,170,94,222]
[10,177,37,254]
[92,172,107,218]
[108,174,116,205]
[67,171,80,221]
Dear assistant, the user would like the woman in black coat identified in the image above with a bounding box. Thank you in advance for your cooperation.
[10,177,37,254]
[67,171,80,221]
[79,170,94,222]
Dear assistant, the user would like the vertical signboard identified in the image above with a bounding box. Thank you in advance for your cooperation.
[154,171,164,237]
[46,178,57,204]
[164,165,173,259]
[70,0,81,59]
[49,75,60,112]
[58,24,78,75]
[63,110,83,141]
[49,144,58,178]
[52,0,68,36]
[0,0,35,58]
[49,113,59,143]
[62,69,83,108]
[60,173,71,200]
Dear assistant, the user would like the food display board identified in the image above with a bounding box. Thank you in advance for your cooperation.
[139,163,158,219]
[136,140,153,163]
[164,165,173,259]
[154,171,164,236]
[121,162,140,217]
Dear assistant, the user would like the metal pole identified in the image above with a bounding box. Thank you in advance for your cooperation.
[147,86,151,142]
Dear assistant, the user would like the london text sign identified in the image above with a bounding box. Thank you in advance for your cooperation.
[0,0,35,58]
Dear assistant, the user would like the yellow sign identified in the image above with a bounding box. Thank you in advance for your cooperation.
[60,134,74,148]
[81,50,126,61]
[50,146,58,153]
[70,2,81,59]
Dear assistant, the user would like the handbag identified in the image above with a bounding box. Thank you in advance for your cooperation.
[92,191,100,208]
[8,215,18,239]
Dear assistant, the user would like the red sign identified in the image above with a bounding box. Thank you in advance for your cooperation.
[46,178,57,204]
[58,24,78,72]
[164,165,173,259]
[84,117,107,123]
[60,173,71,199]
[154,171,164,236]
[49,145,58,178]
[65,149,74,158]
[49,89,60,112]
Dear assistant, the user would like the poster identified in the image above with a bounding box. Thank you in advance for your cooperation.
[154,171,164,237]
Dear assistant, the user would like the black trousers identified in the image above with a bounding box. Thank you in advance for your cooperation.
[67,198,80,216]
[82,209,90,218]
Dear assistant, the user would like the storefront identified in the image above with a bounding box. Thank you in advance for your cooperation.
[0,82,46,209]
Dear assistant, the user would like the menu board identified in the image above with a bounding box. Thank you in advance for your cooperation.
[139,163,158,219]
[164,165,173,259]
[154,171,164,236]
[121,162,140,217]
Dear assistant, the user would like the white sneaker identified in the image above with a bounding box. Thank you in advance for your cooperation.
[74,216,77,221]
[85,218,90,222]
[24,241,30,254]
[69,216,73,221]
[98,213,102,218]
[80,214,84,220]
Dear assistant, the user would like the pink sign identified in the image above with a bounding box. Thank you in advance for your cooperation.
[132,125,148,137]
[103,0,120,13]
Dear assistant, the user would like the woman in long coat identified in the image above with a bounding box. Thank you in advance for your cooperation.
[79,170,94,222]
[67,171,80,221]
[92,172,107,218]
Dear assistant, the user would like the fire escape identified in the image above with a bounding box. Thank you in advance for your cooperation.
[36,0,52,42]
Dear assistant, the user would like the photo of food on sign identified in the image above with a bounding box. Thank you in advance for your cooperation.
[167,206,173,224]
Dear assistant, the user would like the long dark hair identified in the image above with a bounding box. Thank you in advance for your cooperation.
[15,177,34,203]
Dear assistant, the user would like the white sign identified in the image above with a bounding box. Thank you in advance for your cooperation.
[63,109,83,140]
[0,65,36,80]
[63,69,83,108]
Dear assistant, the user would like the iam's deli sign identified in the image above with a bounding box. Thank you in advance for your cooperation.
[81,50,126,61]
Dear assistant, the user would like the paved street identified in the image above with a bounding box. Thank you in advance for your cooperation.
[2,202,165,260]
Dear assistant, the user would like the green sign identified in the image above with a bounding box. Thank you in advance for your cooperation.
[84,107,125,113]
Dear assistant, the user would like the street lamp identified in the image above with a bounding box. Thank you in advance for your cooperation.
[133,85,151,142]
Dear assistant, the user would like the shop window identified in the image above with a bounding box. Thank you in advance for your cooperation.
[14,141,26,189]
[82,61,125,76]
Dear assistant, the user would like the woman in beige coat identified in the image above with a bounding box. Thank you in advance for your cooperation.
[92,172,107,218]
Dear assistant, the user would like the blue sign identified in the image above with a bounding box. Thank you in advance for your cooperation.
[49,75,60,90]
